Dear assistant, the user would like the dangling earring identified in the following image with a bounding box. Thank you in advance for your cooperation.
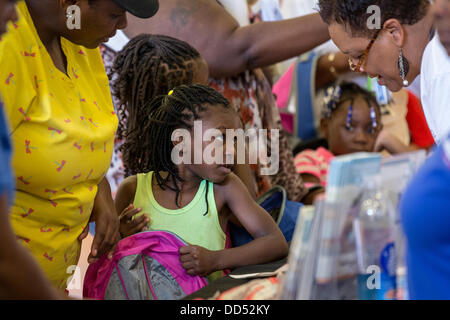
[398,48,410,87]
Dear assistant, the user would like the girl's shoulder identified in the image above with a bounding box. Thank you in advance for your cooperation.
[121,174,138,186]
[115,174,139,213]
[116,175,138,200]
[213,172,248,200]
[212,173,246,214]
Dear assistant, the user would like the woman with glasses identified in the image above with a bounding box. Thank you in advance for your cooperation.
[318,0,450,300]
[318,0,450,144]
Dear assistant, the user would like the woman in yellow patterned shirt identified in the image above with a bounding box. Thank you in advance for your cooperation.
[0,0,158,289]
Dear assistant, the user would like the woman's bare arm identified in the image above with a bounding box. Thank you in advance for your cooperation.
[214,173,288,270]
[124,0,330,78]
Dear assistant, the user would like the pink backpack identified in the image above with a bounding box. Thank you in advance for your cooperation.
[83,231,208,300]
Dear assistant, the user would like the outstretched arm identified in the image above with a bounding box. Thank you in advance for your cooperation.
[179,173,288,277]
[125,0,330,78]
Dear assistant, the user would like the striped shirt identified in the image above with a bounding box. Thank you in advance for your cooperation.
[294,147,334,187]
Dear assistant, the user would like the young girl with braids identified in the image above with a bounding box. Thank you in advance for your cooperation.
[105,34,209,195]
[295,82,393,188]
[106,34,256,201]
[114,84,288,282]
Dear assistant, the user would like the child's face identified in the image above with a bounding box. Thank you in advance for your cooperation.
[322,96,381,156]
[186,106,242,184]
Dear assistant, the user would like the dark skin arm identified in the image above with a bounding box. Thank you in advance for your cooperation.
[179,173,288,276]
[232,165,257,200]
[220,140,257,228]
[124,0,330,78]
[79,177,120,263]
[0,194,62,299]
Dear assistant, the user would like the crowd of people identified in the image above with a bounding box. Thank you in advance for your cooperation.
[0,0,449,300]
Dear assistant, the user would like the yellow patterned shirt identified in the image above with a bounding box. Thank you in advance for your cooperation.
[0,2,117,288]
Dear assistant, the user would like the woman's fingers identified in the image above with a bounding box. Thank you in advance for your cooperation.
[102,219,120,259]
[89,212,120,263]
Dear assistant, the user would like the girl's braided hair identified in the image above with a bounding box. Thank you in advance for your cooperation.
[322,81,380,119]
[110,34,203,142]
[322,81,381,132]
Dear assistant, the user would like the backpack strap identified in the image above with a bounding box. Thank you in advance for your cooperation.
[256,185,287,225]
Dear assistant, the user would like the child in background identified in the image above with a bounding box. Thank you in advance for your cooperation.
[115,84,288,283]
[294,82,403,187]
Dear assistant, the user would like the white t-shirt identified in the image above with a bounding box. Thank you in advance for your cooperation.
[420,34,450,144]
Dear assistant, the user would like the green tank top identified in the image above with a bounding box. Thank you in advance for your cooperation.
[133,172,226,283]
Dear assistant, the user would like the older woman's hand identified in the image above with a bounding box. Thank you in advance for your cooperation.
[85,177,120,264]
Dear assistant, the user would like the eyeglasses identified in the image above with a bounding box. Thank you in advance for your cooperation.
[348,29,381,73]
